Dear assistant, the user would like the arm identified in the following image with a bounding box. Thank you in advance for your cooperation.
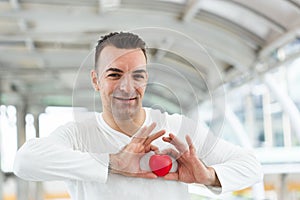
[162,133,263,194]
[13,122,109,182]
[201,133,263,193]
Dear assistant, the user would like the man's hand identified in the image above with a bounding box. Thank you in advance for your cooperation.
[162,134,221,187]
[109,123,165,179]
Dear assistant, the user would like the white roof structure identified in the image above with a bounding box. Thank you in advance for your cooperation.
[1,0,300,114]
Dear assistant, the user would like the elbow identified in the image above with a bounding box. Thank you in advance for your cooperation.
[246,152,264,185]
[13,141,40,180]
[13,148,32,179]
[254,160,264,184]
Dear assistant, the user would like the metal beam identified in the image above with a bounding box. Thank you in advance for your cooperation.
[262,88,273,147]
[180,0,201,22]
[222,104,266,199]
[227,0,286,33]
[259,27,300,59]
[264,74,300,143]
[98,0,105,14]
[152,37,174,61]
[0,8,256,66]
[286,0,300,10]
[9,0,20,11]
[98,0,120,14]
[224,106,253,148]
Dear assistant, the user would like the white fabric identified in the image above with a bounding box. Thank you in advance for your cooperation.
[13,108,263,200]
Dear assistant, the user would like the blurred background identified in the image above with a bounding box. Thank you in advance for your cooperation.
[1,0,300,199]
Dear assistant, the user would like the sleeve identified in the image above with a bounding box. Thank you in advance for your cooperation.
[199,132,264,194]
[13,122,109,183]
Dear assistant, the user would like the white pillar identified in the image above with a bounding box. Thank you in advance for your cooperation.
[16,102,29,200]
[33,111,44,200]
[262,89,273,147]
[223,106,265,199]
[264,74,300,143]
[224,106,252,148]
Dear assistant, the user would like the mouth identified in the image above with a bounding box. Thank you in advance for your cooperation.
[113,96,138,101]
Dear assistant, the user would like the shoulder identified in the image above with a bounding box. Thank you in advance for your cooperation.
[50,112,100,136]
[144,107,200,132]
[48,112,101,147]
[144,106,209,137]
[144,107,182,120]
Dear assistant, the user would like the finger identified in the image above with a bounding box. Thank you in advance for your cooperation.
[144,129,166,146]
[132,123,156,143]
[122,171,158,179]
[163,133,188,153]
[151,145,159,154]
[135,171,158,179]
[145,144,159,153]
[133,122,157,143]
[163,172,179,181]
[150,144,159,152]
[162,136,172,143]
[185,135,196,154]
[160,148,179,158]
[131,126,148,143]
[142,122,157,138]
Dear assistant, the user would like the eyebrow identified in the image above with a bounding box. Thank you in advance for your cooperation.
[105,68,124,73]
[105,68,147,74]
[132,69,147,74]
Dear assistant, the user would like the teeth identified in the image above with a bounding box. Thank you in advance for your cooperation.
[115,97,136,100]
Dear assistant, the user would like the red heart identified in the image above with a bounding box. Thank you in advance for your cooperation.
[149,154,172,177]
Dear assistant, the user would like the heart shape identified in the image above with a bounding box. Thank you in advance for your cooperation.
[149,154,172,177]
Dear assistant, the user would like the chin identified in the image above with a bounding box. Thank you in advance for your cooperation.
[111,105,140,120]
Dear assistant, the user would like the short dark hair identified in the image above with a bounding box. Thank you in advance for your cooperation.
[95,32,147,69]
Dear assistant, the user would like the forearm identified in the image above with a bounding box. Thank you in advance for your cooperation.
[210,151,263,193]
[13,138,109,182]
[199,136,263,193]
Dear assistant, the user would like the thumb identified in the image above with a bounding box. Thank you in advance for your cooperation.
[163,172,179,181]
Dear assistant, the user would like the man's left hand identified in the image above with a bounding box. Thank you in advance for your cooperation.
[162,134,221,187]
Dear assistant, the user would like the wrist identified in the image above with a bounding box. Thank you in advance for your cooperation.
[206,167,221,187]
[109,154,119,174]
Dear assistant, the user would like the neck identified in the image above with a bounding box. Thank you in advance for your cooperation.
[102,108,146,137]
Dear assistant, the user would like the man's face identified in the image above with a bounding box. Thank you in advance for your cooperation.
[93,46,148,120]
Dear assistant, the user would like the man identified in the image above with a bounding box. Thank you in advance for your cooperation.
[14,32,263,200]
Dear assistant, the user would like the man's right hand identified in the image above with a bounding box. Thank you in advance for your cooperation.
[109,122,165,179]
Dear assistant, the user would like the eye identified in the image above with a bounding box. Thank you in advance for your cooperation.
[133,74,145,80]
[107,73,121,79]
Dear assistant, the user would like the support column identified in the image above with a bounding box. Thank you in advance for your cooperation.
[265,74,300,143]
[33,110,44,200]
[224,105,252,148]
[278,173,288,200]
[193,94,266,199]
[0,78,3,200]
[245,94,256,147]
[223,105,265,199]
[262,88,273,147]
[16,102,29,200]
[0,124,3,200]
[282,114,292,147]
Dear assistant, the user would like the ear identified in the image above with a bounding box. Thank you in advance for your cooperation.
[91,70,100,91]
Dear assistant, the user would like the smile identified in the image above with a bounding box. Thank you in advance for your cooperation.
[113,96,137,101]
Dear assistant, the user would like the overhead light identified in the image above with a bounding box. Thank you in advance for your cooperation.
[276,48,286,61]
[255,62,268,73]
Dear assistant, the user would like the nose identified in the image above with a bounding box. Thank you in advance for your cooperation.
[119,74,134,93]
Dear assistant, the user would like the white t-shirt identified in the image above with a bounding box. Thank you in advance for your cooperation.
[13,108,263,200]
